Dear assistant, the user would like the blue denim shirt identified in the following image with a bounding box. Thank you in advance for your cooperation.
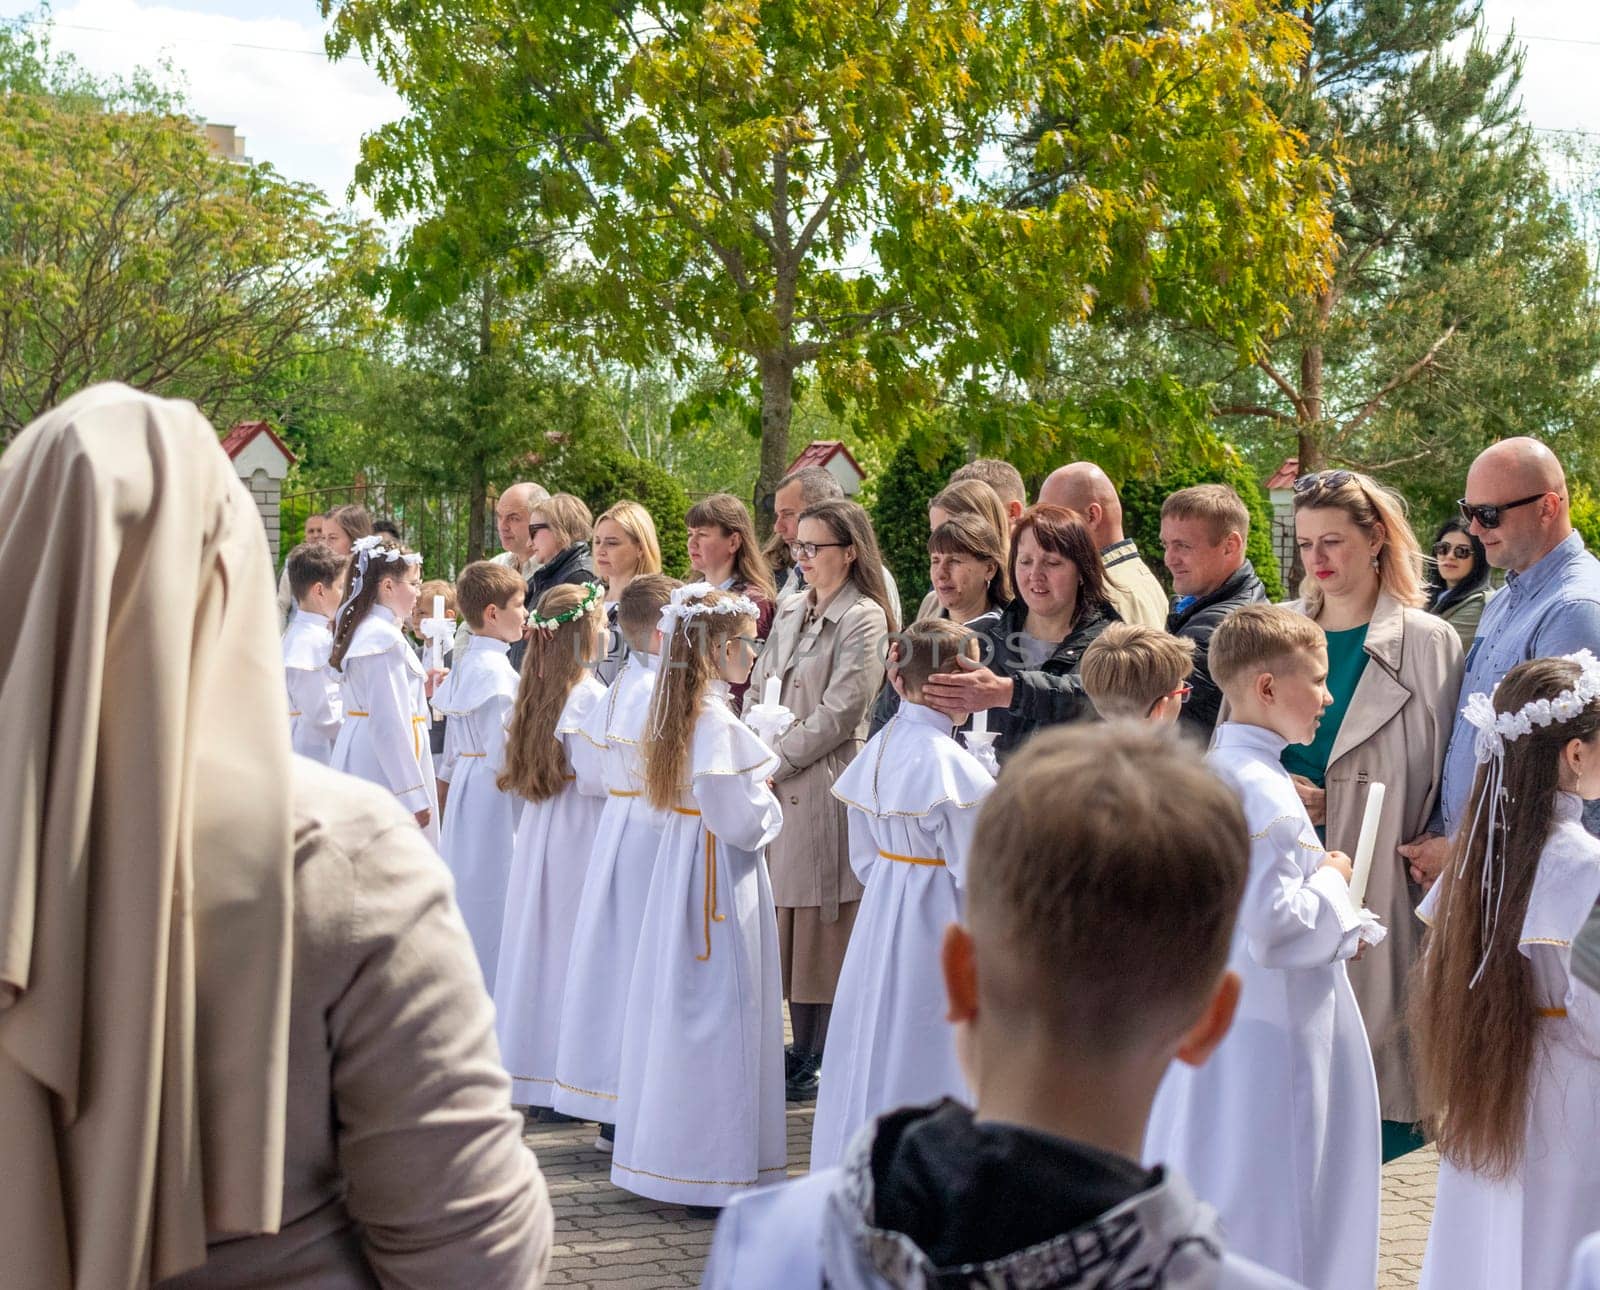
[1437,531,1600,836]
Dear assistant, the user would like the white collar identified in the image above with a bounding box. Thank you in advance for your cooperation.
[371,604,399,627]
[1211,721,1289,758]
[463,634,509,657]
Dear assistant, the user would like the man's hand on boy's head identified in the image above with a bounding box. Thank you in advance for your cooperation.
[1319,848,1354,883]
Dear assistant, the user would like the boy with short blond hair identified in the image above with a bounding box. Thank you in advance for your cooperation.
[1146,602,1383,1289]
[282,542,346,763]
[1081,622,1198,722]
[707,722,1296,1288]
[430,560,527,987]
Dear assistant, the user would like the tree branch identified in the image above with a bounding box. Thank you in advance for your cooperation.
[1215,402,1295,423]
[1338,322,1459,436]
[1256,355,1309,420]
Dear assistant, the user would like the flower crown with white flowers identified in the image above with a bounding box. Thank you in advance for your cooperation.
[1462,649,1600,764]
[656,581,760,637]
[338,534,422,618]
[529,580,604,632]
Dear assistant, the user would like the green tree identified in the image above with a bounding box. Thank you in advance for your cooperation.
[324,0,1335,529]
[0,22,379,441]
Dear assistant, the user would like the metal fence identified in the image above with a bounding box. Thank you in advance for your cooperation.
[281,483,491,581]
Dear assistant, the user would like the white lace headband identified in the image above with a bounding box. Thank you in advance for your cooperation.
[337,534,421,619]
[656,581,760,637]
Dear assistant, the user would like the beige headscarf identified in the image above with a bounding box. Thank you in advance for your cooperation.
[0,385,293,1288]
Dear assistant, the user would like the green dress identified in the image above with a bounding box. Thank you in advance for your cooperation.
[1281,623,1370,800]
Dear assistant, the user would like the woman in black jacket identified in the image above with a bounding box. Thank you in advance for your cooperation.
[509,492,597,670]
[921,504,1118,755]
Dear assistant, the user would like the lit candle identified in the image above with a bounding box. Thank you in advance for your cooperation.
[763,675,781,708]
[1347,781,1386,909]
[971,707,987,736]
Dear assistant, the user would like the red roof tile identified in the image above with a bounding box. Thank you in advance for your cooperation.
[220,420,295,464]
[786,439,864,479]
[1264,457,1299,491]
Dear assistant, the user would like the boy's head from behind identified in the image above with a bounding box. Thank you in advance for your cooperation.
[457,561,526,636]
[893,618,979,705]
[1080,623,1197,723]
[286,542,345,618]
[1209,603,1331,746]
[618,574,683,654]
[948,723,1247,1097]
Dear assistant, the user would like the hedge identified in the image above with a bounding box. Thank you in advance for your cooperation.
[549,440,692,579]
[869,430,966,621]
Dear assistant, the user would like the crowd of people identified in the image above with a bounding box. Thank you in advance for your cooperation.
[8,381,1600,1289]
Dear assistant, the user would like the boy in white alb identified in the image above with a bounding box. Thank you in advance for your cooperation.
[281,541,345,764]
[706,723,1298,1289]
[1144,604,1383,1290]
[551,575,681,1136]
[811,619,993,1172]
[431,561,527,991]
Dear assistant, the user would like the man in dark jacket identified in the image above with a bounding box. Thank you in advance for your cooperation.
[1159,484,1267,739]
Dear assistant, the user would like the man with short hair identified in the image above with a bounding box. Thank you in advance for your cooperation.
[1159,484,1266,738]
[948,458,1028,530]
[1400,437,1600,884]
[770,465,899,623]
[1040,462,1168,629]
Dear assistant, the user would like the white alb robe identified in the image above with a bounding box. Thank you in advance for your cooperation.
[493,673,607,1107]
[1419,791,1600,1290]
[282,608,342,764]
[432,635,522,990]
[810,702,991,1171]
[610,691,786,1206]
[550,653,670,1122]
[1144,721,1380,1290]
[330,604,439,845]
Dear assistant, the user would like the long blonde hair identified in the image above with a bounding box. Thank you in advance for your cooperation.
[596,499,663,578]
[641,587,754,810]
[1294,470,1426,615]
[498,584,604,802]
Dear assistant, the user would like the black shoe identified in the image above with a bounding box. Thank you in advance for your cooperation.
[686,1204,721,1220]
[785,1052,821,1103]
[535,1107,579,1124]
[784,1044,799,1080]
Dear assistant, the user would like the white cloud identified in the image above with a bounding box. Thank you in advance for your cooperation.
[6,0,406,217]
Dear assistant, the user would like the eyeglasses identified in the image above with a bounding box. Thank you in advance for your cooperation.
[1293,469,1355,495]
[1456,493,1549,530]
[1147,682,1193,718]
[528,522,551,535]
[789,540,849,559]
[1432,541,1473,560]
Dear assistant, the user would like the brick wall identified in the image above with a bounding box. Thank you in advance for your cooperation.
[248,467,282,564]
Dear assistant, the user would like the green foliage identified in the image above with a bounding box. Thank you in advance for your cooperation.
[547,438,693,579]
[1120,449,1286,603]
[1572,483,1600,557]
[869,428,965,617]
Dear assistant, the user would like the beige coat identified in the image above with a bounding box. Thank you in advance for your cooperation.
[1303,593,1464,1123]
[746,581,889,920]
[1101,539,1170,630]
[159,758,553,1289]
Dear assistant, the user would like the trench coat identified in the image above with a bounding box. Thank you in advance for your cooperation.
[745,581,889,923]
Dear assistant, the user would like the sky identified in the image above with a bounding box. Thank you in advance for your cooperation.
[2,0,1599,219]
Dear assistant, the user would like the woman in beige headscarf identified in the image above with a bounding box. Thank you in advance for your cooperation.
[0,385,551,1289]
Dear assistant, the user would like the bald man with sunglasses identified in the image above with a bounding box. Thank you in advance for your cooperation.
[1400,438,1600,886]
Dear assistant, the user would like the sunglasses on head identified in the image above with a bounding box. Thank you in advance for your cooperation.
[1456,493,1548,530]
[1293,469,1355,495]
[1432,542,1473,560]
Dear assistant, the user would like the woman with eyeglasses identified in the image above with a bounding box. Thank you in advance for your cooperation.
[1284,469,1465,1160]
[745,500,893,1103]
[1424,520,1493,649]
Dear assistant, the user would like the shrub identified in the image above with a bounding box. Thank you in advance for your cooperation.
[869,429,965,621]
[548,440,692,578]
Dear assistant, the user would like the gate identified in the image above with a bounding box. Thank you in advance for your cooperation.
[280,482,492,581]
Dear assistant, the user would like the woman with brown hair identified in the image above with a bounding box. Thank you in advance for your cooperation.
[686,493,776,703]
[920,504,1118,755]
[1285,468,1463,1156]
[1410,654,1600,1290]
[745,500,892,1100]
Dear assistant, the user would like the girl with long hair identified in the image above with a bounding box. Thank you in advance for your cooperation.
[328,535,440,843]
[492,582,609,1111]
[1411,653,1600,1290]
[610,586,786,1211]
[686,492,777,705]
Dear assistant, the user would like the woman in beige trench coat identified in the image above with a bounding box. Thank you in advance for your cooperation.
[1284,470,1464,1159]
[746,500,892,1102]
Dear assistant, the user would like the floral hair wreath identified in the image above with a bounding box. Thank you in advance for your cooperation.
[337,534,421,618]
[528,580,604,633]
[1462,649,1600,765]
[656,581,760,637]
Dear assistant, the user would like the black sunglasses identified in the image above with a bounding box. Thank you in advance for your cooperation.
[1456,493,1547,530]
[1293,469,1355,495]
[1432,542,1473,560]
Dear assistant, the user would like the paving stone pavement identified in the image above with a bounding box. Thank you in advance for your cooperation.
[524,1107,1439,1288]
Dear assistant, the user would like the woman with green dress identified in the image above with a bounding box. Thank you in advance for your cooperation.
[1284,470,1464,1162]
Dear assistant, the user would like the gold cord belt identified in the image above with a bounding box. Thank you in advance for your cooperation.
[1538,1007,1568,1018]
[667,806,724,962]
[344,710,429,761]
[877,849,946,867]
[609,789,640,798]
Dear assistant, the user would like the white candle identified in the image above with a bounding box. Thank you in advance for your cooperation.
[433,594,445,622]
[763,675,781,707]
[1347,781,1386,909]
[971,707,987,736]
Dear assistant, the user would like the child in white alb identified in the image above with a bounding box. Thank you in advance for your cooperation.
[281,541,345,764]
[431,561,528,989]
[1144,604,1383,1290]
[329,536,440,845]
[492,581,609,1107]
[610,584,786,1211]
[810,618,993,1172]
